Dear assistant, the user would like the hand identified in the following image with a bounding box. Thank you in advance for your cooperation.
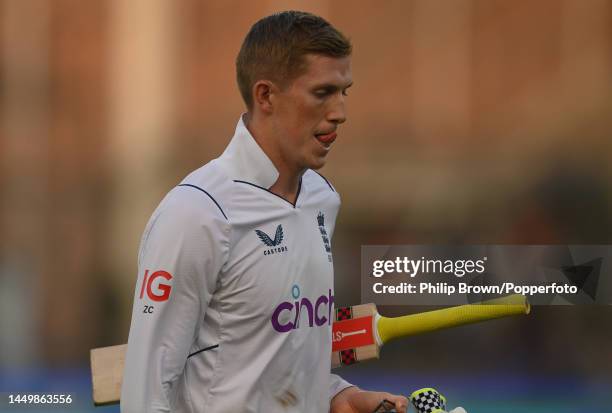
[331,387,409,413]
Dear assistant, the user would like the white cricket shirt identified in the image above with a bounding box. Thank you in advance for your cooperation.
[121,116,352,412]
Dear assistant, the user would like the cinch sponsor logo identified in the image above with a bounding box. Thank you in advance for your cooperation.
[271,285,334,333]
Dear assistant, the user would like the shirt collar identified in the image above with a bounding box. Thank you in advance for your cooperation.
[219,115,280,188]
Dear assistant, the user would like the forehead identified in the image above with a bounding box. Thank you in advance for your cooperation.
[291,54,352,88]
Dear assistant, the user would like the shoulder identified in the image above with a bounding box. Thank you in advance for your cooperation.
[145,161,232,239]
[137,161,233,266]
[304,169,338,192]
[304,169,340,199]
[171,159,234,221]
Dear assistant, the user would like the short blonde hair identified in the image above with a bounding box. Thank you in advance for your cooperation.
[236,11,352,109]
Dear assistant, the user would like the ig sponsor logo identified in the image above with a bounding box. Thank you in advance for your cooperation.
[270,285,334,333]
[138,269,173,314]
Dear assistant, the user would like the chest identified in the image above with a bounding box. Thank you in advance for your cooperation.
[216,184,338,321]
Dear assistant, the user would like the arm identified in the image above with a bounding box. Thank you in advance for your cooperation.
[120,189,229,412]
[329,373,355,403]
[330,386,408,413]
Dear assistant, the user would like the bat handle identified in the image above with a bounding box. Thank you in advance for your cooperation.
[377,294,530,344]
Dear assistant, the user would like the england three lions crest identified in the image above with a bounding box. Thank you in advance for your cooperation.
[317,212,332,262]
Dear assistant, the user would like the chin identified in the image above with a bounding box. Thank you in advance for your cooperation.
[308,158,327,170]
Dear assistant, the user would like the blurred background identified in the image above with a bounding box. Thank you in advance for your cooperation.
[0,0,611,411]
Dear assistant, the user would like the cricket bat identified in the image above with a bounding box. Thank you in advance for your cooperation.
[330,294,529,368]
[90,294,529,405]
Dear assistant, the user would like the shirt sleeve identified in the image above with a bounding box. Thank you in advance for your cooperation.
[329,373,355,403]
[120,188,229,413]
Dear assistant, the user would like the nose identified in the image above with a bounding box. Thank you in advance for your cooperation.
[326,94,347,125]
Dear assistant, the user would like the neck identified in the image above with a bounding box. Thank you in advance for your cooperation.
[268,173,302,205]
[244,112,303,204]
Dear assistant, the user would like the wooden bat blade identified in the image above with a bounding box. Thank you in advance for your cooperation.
[90,344,126,406]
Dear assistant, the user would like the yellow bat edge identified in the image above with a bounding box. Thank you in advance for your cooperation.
[377,294,530,344]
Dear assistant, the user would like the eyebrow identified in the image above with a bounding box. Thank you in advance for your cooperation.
[312,82,353,91]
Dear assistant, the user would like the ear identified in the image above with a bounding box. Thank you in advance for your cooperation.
[252,80,277,114]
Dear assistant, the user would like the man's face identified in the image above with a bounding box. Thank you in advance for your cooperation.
[270,54,352,174]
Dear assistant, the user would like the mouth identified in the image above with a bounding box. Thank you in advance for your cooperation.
[314,131,337,146]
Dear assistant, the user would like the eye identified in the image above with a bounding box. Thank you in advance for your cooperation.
[314,89,331,98]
